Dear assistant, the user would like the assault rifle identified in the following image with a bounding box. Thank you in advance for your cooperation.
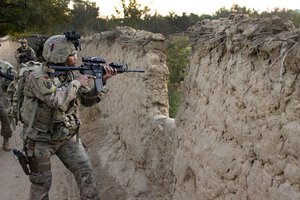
[18,51,35,63]
[0,70,14,81]
[48,56,145,92]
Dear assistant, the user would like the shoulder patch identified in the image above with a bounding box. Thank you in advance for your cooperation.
[43,79,52,89]
[37,76,56,94]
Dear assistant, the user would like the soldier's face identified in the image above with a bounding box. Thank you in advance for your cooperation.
[21,42,27,48]
[65,54,77,66]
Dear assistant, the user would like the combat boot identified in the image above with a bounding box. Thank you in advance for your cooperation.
[3,138,11,151]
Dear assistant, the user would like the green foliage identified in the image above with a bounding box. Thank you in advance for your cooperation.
[141,13,174,35]
[213,7,232,18]
[113,0,150,28]
[0,1,27,35]
[260,8,300,28]
[2,1,299,37]
[0,0,72,36]
[167,36,191,84]
[168,86,182,118]
[213,4,259,18]
[70,0,99,35]
[166,36,191,117]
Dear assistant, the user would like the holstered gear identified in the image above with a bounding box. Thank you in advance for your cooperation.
[13,149,30,175]
[26,140,51,174]
[14,139,52,175]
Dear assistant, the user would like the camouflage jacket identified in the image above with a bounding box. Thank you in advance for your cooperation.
[15,46,36,64]
[21,63,104,141]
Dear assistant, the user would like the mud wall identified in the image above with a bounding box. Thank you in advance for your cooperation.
[172,15,300,200]
[79,27,176,199]
[0,36,19,67]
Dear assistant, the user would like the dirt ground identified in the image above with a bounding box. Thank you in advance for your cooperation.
[0,128,29,200]
[0,124,127,200]
[0,124,79,200]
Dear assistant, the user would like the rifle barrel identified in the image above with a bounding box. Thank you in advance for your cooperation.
[0,71,14,81]
[48,65,81,71]
[48,65,145,74]
[124,69,145,73]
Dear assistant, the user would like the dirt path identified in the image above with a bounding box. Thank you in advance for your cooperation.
[0,133,29,200]
[0,124,127,200]
[0,125,79,200]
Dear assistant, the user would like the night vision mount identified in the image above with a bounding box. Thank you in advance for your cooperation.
[64,31,81,50]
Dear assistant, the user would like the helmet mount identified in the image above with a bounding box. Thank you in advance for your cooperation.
[63,31,81,50]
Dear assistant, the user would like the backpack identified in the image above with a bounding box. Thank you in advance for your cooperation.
[7,61,42,128]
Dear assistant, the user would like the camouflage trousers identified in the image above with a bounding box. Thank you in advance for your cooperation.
[27,136,100,200]
[0,91,12,139]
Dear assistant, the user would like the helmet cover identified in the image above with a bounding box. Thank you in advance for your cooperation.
[19,38,28,44]
[42,35,77,64]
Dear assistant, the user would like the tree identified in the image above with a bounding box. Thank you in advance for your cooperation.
[28,0,72,34]
[230,4,259,16]
[114,0,151,28]
[213,7,231,19]
[70,0,100,35]
[213,4,259,19]
[141,12,174,35]
[261,8,300,28]
[165,12,204,34]
[0,0,71,36]
[166,36,191,117]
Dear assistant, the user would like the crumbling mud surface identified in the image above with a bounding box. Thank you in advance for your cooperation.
[172,15,300,200]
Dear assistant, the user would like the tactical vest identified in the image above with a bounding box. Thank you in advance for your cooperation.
[16,47,35,64]
[20,64,80,141]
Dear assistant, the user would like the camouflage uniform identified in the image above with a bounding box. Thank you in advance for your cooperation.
[0,86,12,141]
[15,39,36,71]
[0,60,14,151]
[20,34,103,200]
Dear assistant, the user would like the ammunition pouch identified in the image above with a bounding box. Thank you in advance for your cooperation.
[51,114,80,141]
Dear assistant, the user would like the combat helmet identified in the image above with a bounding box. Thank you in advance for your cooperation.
[18,38,28,44]
[42,31,80,64]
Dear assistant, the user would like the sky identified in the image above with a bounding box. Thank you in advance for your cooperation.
[94,0,299,17]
